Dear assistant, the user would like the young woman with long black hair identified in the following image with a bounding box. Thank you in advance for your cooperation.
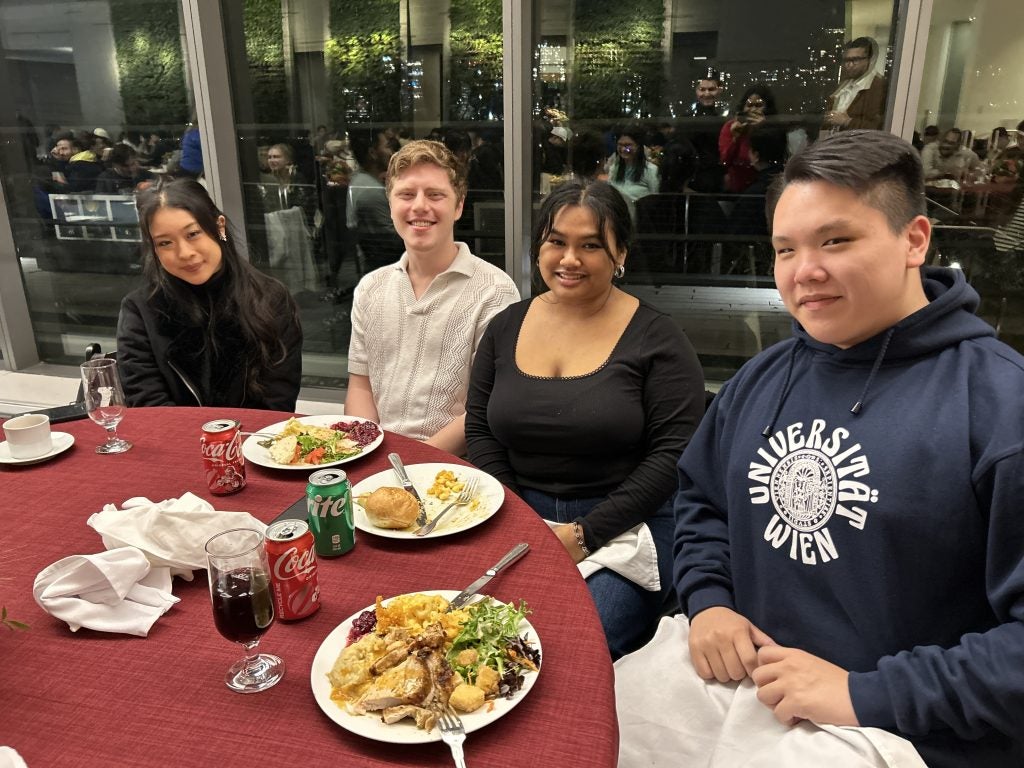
[117,177,302,409]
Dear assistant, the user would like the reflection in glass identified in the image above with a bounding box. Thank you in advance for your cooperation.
[222,0,506,390]
[1,0,195,365]
[530,0,898,382]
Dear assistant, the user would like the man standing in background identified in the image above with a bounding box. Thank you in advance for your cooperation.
[823,37,887,132]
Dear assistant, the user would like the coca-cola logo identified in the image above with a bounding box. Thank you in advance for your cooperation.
[309,494,347,518]
[202,434,243,462]
[272,546,316,581]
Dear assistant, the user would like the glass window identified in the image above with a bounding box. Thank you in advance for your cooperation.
[220,0,505,391]
[0,0,198,364]
[532,0,898,383]
[914,0,1024,352]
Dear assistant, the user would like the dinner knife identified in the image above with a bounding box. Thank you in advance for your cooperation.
[388,452,426,525]
[448,543,530,610]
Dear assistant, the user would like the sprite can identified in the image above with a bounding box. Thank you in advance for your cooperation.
[306,469,355,557]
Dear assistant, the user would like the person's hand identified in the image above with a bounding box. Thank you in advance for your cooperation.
[751,645,858,727]
[730,119,747,138]
[553,523,587,564]
[689,606,775,682]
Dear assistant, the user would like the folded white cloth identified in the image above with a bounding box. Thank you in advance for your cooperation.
[87,492,267,580]
[615,614,927,768]
[33,547,179,637]
[545,520,660,591]
[0,747,27,768]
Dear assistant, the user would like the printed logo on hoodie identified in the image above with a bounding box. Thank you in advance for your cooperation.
[747,419,878,565]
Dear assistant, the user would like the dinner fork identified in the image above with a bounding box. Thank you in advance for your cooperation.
[415,477,478,536]
[435,704,467,768]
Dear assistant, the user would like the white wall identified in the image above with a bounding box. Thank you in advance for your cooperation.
[917,0,1024,134]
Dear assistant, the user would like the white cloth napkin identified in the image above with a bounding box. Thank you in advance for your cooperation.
[615,614,928,768]
[545,520,660,591]
[32,547,179,637]
[86,492,267,580]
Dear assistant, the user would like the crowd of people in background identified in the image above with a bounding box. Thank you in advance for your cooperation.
[23,42,1024,296]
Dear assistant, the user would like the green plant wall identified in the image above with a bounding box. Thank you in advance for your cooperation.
[448,0,503,121]
[572,0,665,120]
[110,0,188,129]
[244,0,289,127]
[327,0,402,125]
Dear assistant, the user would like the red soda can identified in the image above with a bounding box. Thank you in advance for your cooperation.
[265,520,321,621]
[200,419,247,495]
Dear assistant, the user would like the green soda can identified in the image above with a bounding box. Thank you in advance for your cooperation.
[306,469,355,557]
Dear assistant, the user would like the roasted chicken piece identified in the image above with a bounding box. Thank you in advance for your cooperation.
[381,705,438,730]
[354,654,431,712]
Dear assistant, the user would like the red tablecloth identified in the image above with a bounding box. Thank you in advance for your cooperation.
[0,407,618,767]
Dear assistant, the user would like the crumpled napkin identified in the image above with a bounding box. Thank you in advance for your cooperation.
[545,520,660,591]
[86,492,267,580]
[32,547,179,637]
[0,747,27,768]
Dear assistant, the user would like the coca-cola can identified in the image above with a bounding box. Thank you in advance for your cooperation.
[200,419,247,495]
[265,519,321,621]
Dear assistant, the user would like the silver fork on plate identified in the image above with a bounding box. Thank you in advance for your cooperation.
[414,477,478,537]
[436,704,467,767]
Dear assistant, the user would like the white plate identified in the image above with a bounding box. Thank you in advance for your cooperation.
[241,415,383,470]
[352,463,504,539]
[0,432,75,465]
[310,590,541,744]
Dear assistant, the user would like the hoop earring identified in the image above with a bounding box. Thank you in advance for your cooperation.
[613,264,625,279]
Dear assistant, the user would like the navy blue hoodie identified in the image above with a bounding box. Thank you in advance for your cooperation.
[674,267,1024,766]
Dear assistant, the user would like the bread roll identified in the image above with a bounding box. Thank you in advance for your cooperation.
[363,486,420,529]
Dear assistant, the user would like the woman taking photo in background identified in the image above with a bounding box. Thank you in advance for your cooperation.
[117,177,302,409]
[719,84,777,192]
[466,180,705,658]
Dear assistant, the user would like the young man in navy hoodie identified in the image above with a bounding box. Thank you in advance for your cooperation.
[672,130,1024,766]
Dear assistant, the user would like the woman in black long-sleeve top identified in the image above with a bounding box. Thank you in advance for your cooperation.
[466,180,705,658]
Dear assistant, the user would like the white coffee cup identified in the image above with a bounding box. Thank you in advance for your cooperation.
[3,413,53,459]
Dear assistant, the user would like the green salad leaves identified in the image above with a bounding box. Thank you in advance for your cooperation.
[447,599,541,697]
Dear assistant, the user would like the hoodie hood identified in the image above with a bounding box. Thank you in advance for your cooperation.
[761,267,995,434]
[793,266,994,362]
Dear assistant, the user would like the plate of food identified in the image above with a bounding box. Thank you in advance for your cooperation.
[351,463,504,539]
[241,415,383,470]
[310,590,542,744]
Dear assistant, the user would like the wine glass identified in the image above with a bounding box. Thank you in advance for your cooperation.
[205,528,284,693]
[79,358,132,454]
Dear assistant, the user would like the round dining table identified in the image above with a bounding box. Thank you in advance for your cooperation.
[0,407,618,767]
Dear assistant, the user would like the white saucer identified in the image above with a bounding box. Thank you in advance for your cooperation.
[0,432,76,465]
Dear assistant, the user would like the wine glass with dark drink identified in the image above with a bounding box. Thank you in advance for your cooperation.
[205,528,284,693]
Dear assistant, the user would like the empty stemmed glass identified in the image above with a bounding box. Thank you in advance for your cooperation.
[205,528,284,693]
[79,357,132,454]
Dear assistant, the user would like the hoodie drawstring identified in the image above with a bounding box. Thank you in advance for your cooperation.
[761,326,896,438]
[762,341,800,437]
[850,327,895,415]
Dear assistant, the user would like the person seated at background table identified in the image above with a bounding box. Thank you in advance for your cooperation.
[95,144,152,195]
[719,85,777,193]
[117,177,302,410]
[344,140,519,455]
[465,180,705,658]
[607,123,660,206]
[921,128,981,182]
[660,130,1024,767]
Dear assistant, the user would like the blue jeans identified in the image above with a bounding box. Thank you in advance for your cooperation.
[520,488,675,660]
